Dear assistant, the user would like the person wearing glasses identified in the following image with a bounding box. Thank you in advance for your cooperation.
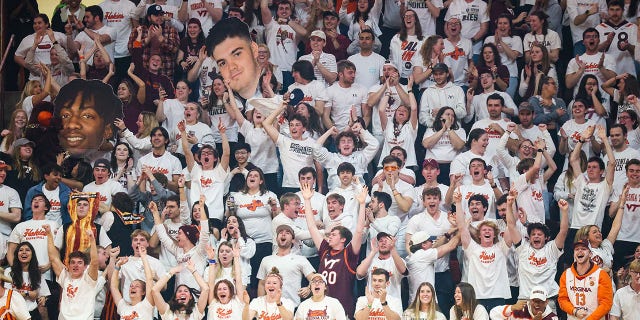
[531,75,569,133]
[610,259,640,320]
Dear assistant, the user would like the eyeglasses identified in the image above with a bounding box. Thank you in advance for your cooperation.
[383,165,399,172]
[234,150,248,155]
[311,279,325,284]
[618,116,631,120]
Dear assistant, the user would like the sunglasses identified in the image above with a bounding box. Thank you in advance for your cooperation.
[383,165,399,172]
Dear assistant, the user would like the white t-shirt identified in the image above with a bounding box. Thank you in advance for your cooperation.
[470,118,510,163]
[405,0,444,35]
[464,240,511,300]
[566,52,616,97]
[445,0,490,42]
[116,299,154,320]
[136,151,182,181]
[57,268,99,320]
[0,288,31,320]
[16,32,67,78]
[449,150,500,185]
[515,240,563,299]
[354,296,403,318]
[161,306,204,320]
[609,186,640,242]
[287,80,329,108]
[389,34,423,79]
[190,164,229,220]
[610,284,640,319]
[207,297,245,320]
[99,0,136,58]
[276,135,316,188]
[186,0,223,37]
[0,185,22,237]
[513,174,546,224]
[522,31,562,54]
[294,296,347,320]
[571,175,611,229]
[73,25,116,64]
[9,219,61,272]
[406,248,438,302]
[299,52,338,87]
[257,253,315,305]
[42,186,63,225]
[233,190,278,244]
[3,267,50,312]
[161,98,187,134]
[362,255,406,300]
[484,36,523,77]
[567,0,607,44]
[589,238,613,271]
[560,119,599,159]
[249,296,295,319]
[465,91,518,123]
[368,84,409,136]
[238,121,278,174]
[423,127,467,163]
[83,179,126,208]
[324,82,368,131]
[459,182,497,218]
[119,255,166,303]
[265,20,298,72]
[443,38,473,87]
[378,121,418,168]
[348,52,386,89]
[605,147,640,192]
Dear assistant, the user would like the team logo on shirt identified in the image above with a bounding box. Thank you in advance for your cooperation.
[306,307,329,320]
[570,131,582,143]
[240,199,264,211]
[401,41,419,63]
[121,311,140,320]
[483,127,501,139]
[258,311,282,320]
[50,199,61,210]
[445,46,466,61]
[200,177,213,188]
[99,194,108,202]
[149,167,170,175]
[23,228,47,240]
[528,252,547,266]
[215,307,233,319]
[479,250,495,264]
[66,284,79,298]
[464,192,489,200]
[288,143,313,155]
[191,2,214,17]
[0,201,4,207]
[531,190,543,201]
[368,308,386,319]
[104,12,125,22]
[591,255,604,267]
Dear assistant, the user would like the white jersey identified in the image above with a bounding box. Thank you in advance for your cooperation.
[513,174,546,224]
[459,182,498,218]
[8,219,61,273]
[560,119,599,159]
[99,0,136,58]
[470,118,510,163]
[82,180,126,208]
[406,248,438,302]
[249,296,295,319]
[562,266,610,320]
[3,267,50,312]
[368,84,409,136]
[186,0,223,37]
[362,255,406,300]
[596,20,637,75]
[232,190,278,244]
[465,91,518,123]
[136,151,182,181]
[422,128,467,163]
[605,147,640,192]
[73,25,116,64]
[287,80,329,108]
[116,299,154,320]
[406,211,452,272]
[207,297,245,320]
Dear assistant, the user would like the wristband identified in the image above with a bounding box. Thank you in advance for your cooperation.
[191,269,198,274]
[490,184,497,189]
[276,302,283,306]
[381,301,388,306]
[79,55,85,60]
[537,148,544,152]
[208,259,217,264]
[114,265,121,271]
[52,41,59,45]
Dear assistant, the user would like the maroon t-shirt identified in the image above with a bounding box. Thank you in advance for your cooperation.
[318,240,360,318]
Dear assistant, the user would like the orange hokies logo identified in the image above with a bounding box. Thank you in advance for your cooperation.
[66,284,78,298]
[479,251,496,264]
[240,199,264,211]
[528,252,548,266]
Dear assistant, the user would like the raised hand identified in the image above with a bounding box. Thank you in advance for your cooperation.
[301,182,314,200]
[114,118,127,130]
[356,185,369,204]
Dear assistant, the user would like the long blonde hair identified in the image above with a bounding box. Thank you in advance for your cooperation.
[420,35,443,67]
[136,111,159,138]
[3,109,28,153]
[405,282,440,320]
[15,80,41,109]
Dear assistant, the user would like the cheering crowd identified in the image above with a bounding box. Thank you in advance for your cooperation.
[2,0,640,318]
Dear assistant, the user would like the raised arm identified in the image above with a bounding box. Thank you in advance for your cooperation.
[555,198,570,249]
[44,224,64,277]
[153,264,183,314]
[186,259,210,314]
[505,189,521,245]
[217,118,231,171]
[606,185,628,246]
[453,187,471,248]
[597,125,615,186]
[222,80,245,126]
[350,185,368,255]
[109,257,128,306]
[301,182,324,248]
[87,229,99,281]
[127,63,146,104]
[260,0,273,25]
[139,246,155,306]
[570,126,593,175]
[263,104,287,142]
